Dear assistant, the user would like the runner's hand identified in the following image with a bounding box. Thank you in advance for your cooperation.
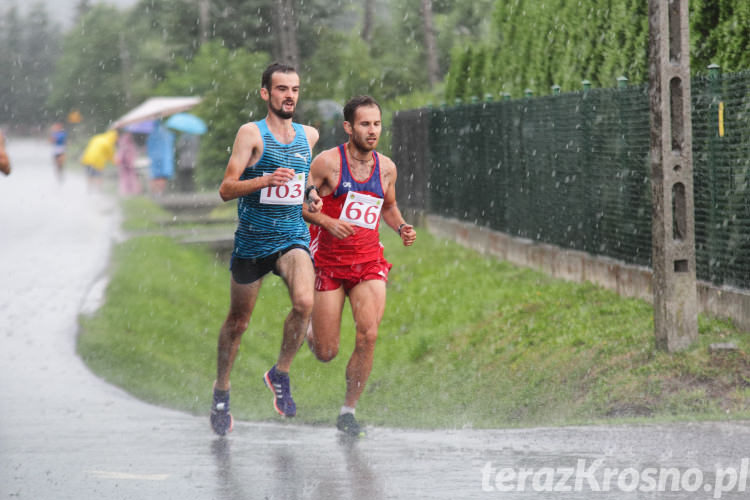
[307,189,322,213]
[325,219,355,239]
[267,167,295,186]
[400,224,416,247]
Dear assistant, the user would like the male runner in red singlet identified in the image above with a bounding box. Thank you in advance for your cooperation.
[303,95,416,437]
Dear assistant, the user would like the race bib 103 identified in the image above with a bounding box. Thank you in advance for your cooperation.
[339,191,383,229]
[260,173,305,205]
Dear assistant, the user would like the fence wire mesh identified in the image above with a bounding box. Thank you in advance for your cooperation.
[392,71,750,289]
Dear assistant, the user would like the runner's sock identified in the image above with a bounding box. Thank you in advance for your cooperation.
[214,387,230,399]
[340,406,356,416]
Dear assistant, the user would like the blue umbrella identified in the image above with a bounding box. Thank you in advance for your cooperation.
[165,113,207,135]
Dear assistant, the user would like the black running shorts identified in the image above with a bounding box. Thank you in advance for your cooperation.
[230,244,310,285]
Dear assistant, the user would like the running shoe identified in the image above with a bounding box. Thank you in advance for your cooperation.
[337,412,366,438]
[263,365,296,417]
[210,385,234,436]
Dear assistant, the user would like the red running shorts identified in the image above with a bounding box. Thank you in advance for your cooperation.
[314,258,393,292]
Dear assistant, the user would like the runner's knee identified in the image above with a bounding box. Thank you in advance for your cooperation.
[312,335,339,362]
[314,345,339,362]
[355,326,378,350]
[290,293,313,317]
[223,315,250,337]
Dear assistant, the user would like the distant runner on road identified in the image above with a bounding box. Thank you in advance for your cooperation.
[0,130,10,176]
[49,122,67,181]
[303,95,416,437]
[210,62,321,436]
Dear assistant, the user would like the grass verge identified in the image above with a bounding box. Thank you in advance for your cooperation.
[78,196,750,429]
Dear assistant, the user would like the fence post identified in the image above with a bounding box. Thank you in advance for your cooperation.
[579,78,596,253]
[706,63,721,282]
[648,0,698,351]
[614,72,630,255]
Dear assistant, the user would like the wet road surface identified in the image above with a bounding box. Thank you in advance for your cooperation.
[2,138,750,500]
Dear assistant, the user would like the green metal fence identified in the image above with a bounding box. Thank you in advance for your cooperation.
[392,69,750,290]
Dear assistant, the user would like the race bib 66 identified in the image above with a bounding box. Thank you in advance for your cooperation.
[260,173,305,205]
[340,191,383,229]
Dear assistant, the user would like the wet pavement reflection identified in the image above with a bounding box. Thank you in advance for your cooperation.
[2,138,750,500]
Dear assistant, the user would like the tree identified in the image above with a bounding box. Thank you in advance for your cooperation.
[0,3,62,127]
[273,0,299,67]
[361,0,375,43]
[0,6,23,124]
[156,42,270,187]
[421,0,439,87]
[47,5,127,131]
[18,3,61,125]
[691,0,721,72]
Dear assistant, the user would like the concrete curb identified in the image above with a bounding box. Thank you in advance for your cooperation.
[427,214,750,332]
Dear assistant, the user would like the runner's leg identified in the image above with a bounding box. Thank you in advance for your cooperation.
[216,277,263,390]
[275,248,315,371]
[310,286,347,362]
[344,280,386,408]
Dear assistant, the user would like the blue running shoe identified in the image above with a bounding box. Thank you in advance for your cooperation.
[263,365,296,417]
[210,385,234,436]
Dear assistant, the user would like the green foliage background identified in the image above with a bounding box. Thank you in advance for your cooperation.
[444,0,750,102]
[3,0,750,188]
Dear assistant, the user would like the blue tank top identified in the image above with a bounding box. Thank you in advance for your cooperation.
[233,119,312,259]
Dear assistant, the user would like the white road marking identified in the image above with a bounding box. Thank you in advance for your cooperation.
[87,470,170,481]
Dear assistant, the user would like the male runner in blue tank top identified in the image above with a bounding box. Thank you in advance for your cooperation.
[210,62,322,435]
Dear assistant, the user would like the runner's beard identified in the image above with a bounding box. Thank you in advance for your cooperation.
[351,134,378,153]
[270,100,295,119]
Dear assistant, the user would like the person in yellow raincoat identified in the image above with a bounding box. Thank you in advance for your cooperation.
[81,130,118,190]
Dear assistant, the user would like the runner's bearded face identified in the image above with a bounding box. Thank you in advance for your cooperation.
[349,105,382,152]
[267,72,300,119]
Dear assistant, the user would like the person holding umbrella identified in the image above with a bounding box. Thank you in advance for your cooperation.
[165,113,207,193]
[115,132,141,196]
[146,121,175,196]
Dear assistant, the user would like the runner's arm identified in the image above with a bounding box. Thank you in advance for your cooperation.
[218,123,294,201]
[303,151,355,239]
[380,163,416,246]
